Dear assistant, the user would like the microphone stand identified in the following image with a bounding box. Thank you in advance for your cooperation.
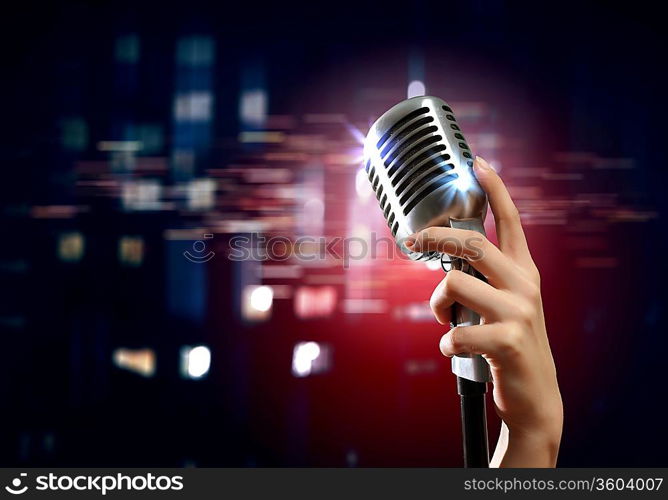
[448,218,491,468]
[457,377,489,467]
[450,287,490,468]
[450,301,490,468]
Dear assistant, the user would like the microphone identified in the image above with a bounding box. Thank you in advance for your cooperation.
[362,95,491,383]
[363,95,491,467]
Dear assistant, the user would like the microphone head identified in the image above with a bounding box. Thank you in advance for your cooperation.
[363,96,487,261]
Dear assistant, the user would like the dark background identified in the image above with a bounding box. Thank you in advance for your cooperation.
[1,1,666,466]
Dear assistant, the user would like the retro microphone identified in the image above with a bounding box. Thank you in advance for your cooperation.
[363,96,491,467]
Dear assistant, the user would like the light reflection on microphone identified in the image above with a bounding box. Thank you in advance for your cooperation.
[452,163,475,192]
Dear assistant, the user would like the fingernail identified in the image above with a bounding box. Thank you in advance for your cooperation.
[474,156,496,172]
[473,156,490,170]
[404,236,416,248]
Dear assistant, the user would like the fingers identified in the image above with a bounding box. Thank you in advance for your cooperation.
[439,324,521,360]
[407,226,521,290]
[472,156,533,268]
[429,269,514,324]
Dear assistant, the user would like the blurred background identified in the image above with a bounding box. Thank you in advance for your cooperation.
[1,1,666,467]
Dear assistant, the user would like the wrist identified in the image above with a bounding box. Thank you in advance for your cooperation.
[492,422,561,468]
[504,394,564,465]
[502,425,561,467]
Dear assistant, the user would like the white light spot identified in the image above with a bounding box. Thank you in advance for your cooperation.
[407,80,426,98]
[239,89,268,127]
[292,341,321,377]
[182,345,211,379]
[122,179,162,211]
[250,285,273,312]
[187,178,216,210]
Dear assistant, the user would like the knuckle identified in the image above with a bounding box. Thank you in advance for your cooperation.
[531,265,541,285]
[464,234,488,261]
[522,260,541,284]
[499,325,524,357]
[498,327,523,357]
[444,269,463,296]
[511,298,535,323]
[524,282,541,302]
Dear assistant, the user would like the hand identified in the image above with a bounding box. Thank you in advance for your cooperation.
[405,156,563,467]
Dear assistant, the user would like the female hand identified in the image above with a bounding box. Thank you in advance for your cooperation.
[405,156,563,467]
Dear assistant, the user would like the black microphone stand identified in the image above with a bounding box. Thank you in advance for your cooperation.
[456,376,489,467]
[449,262,490,468]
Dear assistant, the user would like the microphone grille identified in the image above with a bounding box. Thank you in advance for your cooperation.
[364,98,476,261]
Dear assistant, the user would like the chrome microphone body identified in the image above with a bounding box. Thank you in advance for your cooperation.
[363,96,491,384]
